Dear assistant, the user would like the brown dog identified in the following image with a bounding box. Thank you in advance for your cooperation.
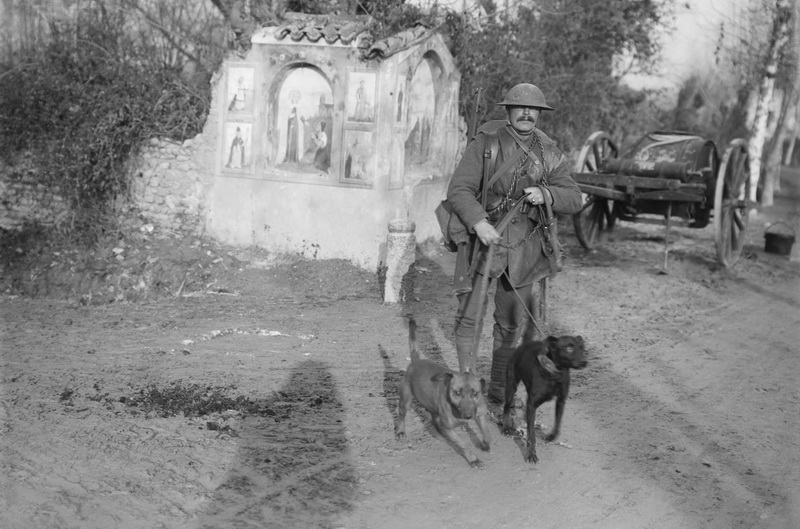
[501,335,587,464]
[394,318,491,468]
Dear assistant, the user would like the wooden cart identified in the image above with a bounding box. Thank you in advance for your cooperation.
[570,130,753,268]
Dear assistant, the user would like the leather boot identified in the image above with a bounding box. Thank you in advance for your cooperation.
[487,344,515,403]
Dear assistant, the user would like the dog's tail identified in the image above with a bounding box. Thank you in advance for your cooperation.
[408,317,420,363]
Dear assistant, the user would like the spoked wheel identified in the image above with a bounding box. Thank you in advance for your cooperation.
[572,131,620,250]
[714,139,751,267]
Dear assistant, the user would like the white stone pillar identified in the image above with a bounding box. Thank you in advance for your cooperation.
[383,219,416,303]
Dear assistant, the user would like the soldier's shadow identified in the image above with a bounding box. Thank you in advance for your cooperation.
[194,360,356,528]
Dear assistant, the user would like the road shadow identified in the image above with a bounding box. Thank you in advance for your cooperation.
[400,250,457,368]
[194,360,356,528]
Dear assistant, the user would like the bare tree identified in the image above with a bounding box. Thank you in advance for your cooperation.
[783,101,800,164]
[748,0,793,206]
[119,0,228,85]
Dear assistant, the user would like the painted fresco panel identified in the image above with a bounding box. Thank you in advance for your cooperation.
[275,67,334,175]
[341,129,374,186]
[404,60,435,169]
[223,122,252,171]
[395,85,406,124]
[227,67,254,114]
[346,71,377,123]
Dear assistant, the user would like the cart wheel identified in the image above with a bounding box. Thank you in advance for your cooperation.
[714,139,751,267]
[572,131,619,249]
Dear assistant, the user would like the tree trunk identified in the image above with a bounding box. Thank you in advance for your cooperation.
[763,87,797,203]
[763,118,787,205]
[784,103,799,165]
[748,0,793,205]
[784,0,800,167]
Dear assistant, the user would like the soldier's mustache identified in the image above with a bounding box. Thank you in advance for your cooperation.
[517,116,536,122]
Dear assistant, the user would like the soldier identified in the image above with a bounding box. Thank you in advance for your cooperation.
[446,83,583,402]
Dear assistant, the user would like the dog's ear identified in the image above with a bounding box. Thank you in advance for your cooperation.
[431,372,453,383]
[546,335,559,354]
[479,378,487,392]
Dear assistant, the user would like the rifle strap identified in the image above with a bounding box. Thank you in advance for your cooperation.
[480,131,524,206]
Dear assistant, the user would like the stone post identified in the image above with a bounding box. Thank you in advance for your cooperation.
[383,219,416,304]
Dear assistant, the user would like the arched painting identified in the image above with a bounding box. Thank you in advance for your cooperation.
[276,67,334,174]
[404,60,436,171]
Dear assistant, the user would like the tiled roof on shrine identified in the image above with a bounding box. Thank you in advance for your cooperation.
[363,24,432,60]
[270,13,434,61]
[273,13,373,45]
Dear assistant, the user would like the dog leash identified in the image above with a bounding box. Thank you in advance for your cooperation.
[501,269,544,337]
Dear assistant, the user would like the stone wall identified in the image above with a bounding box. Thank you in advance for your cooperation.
[127,81,220,236]
[0,161,69,230]
[128,136,214,236]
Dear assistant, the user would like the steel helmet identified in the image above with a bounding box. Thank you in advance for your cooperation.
[497,83,554,110]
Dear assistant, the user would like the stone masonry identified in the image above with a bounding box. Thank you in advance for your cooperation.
[127,82,220,236]
[0,160,69,230]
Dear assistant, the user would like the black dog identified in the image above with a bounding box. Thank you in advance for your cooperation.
[501,336,587,464]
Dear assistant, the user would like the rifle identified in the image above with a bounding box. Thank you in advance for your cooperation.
[468,87,483,139]
[452,86,485,297]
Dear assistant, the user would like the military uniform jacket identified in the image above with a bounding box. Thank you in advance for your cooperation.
[446,122,582,287]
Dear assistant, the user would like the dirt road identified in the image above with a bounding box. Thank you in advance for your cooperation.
[2,178,799,529]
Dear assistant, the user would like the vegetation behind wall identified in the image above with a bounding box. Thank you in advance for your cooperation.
[440,0,669,152]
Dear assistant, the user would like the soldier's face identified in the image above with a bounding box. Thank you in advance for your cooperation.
[507,106,540,134]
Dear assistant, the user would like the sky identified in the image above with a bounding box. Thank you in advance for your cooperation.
[621,0,750,93]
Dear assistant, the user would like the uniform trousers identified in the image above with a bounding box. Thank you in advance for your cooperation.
[454,270,543,400]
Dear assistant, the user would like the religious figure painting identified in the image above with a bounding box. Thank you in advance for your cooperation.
[227,67,254,114]
[404,60,436,168]
[276,67,334,175]
[395,76,408,124]
[224,122,251,170]
[346,71,376,123]
[341,130,374,186]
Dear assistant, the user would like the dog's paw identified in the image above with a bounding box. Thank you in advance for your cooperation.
[395,431,407,441]
[524,452,539,464]
[501,427,516,437]
[544,432,559,442]
[469,458,485,470]
[478,440,490,452]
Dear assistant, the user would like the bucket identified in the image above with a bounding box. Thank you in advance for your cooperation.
[764,222,796,256]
